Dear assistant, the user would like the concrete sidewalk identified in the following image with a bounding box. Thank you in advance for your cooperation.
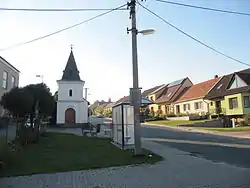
[1,138,249,188]
[143,123,250,139]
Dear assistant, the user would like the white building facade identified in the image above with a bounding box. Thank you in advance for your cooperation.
[56,50,88,124]
[0,56,20,116]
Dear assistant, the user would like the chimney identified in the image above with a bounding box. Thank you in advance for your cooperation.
[214,75,218,79]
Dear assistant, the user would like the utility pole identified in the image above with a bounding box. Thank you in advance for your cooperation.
[128,0,142,155]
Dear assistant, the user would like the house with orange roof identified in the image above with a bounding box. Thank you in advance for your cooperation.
[173,76,220,116]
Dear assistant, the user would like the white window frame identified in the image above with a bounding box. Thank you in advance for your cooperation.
[69,89,73,97]
[229,97,238,109]
[11,76,16,88]
[194,102,203,110]
[183,103,190,111]
[243,96,250,108]
[2,71,8,89]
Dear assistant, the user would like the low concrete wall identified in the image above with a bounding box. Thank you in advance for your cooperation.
[167,115,208,121]
[167,116,189,121]
[179,119,223,128]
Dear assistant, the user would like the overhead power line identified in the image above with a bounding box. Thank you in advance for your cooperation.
[156,0,250,16]
[0,4,127,51]
[138,2,250,66]
[0,7,127,12]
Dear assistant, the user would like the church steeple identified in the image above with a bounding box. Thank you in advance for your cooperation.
[61,48,81,81]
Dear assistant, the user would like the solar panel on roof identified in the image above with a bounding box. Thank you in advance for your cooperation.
[168,78,185,87]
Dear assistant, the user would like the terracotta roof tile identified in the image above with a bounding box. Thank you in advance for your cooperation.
[116,96,129,104]
[175,78,219,103]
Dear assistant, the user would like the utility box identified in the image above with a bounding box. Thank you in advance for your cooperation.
[112,97,153,149]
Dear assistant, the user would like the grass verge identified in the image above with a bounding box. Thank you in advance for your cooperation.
[147,120,206,127]
[0,132,162,177]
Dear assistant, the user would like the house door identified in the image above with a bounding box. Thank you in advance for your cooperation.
[165,105,170,114]
[65,108,75,124]
[215,101,221,114]
[176,105,180,114]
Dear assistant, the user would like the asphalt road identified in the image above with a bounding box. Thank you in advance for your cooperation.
[142,124,250,169]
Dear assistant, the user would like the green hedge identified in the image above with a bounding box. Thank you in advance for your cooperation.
[145,116,165,122]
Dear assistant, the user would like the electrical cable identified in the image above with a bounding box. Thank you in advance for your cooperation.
[138,2,250,66]
[0,7,127,12]
[0,4,127,51]
[156,0,250,16]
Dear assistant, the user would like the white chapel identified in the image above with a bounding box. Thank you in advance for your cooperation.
[56,49,88,125]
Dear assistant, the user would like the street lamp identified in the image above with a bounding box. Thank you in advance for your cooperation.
[138,29,155,35]
[127,28,155,35]
[127,0,155,155]
[36,75,44,83]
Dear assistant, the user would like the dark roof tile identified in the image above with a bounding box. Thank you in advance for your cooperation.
[141,85,163,97]
[61,50,81,81]
[205,68,250,100]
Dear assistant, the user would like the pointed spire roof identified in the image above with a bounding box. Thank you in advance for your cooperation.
[61,50,81,81]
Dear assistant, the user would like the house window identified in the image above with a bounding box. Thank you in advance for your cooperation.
[2,71,8,89]
[150,96,154,101]
[69,89,72,97]
[158,105,161,110]
[210,102,213,106]
[166,105,170,113]
[244,96,250,108]
[150,107,154,112]
[11,76,16,88]
[183,104,190,111]
[229,97,238,109]
[194,102,203,110]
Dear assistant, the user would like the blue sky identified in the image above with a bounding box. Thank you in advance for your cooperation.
[0,0,250,104]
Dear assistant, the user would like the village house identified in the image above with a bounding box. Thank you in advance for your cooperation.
[0,56,20,116]
[149,78,193,115]
[205,68,250,118]
[174,76,219,116]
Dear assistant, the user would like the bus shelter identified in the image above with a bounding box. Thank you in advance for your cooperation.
[112,97,153,149]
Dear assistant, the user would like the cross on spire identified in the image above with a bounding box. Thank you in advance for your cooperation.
[70,44,74,51]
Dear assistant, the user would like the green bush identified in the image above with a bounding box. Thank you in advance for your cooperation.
[243,114,250,125]
[145,116,164,122]
[239,121,248,127]
[167,113,176,117]
[104,110,112,118]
